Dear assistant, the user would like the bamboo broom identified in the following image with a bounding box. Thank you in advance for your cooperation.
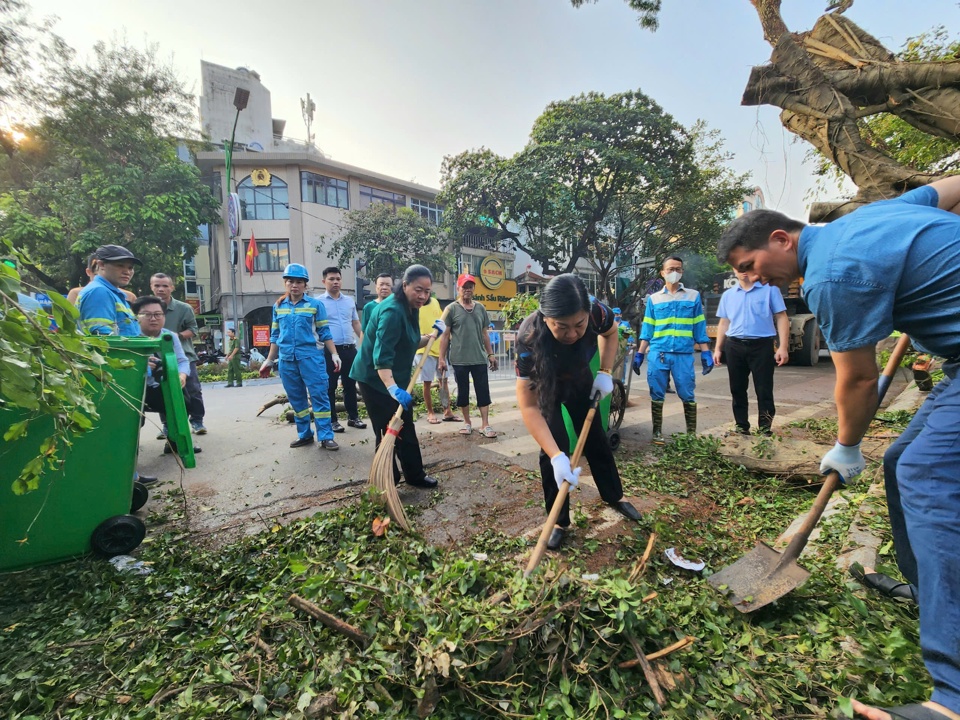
[369,306,450,531]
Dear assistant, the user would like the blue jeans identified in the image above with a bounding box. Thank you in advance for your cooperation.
[890,363,960,712]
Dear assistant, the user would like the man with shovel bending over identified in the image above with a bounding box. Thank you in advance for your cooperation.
[515,274,643,551]
[717,174,960,720]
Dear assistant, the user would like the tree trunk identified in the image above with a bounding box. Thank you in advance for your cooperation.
[744,3,959,221]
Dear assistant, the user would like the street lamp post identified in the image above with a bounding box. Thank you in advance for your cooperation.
[224,87,249,349]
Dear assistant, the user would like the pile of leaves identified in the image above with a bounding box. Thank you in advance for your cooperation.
[0,437,927,719]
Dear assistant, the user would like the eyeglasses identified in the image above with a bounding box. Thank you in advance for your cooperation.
[137,312,165,319]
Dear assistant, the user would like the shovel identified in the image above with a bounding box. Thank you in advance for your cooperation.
[707,333,912,613]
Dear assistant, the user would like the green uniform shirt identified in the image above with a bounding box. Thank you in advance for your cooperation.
[350,294,421,392]
[163,297,200,363]
[447,301,490,366]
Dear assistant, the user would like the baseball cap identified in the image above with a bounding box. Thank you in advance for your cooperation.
[457,273,477,288]
[94,244,142,266]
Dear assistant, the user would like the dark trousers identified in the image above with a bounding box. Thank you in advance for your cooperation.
[724,336,776,431]
[452,363,492,408]
[539,396,624,528]
[358,381,426,485]
[326,344,360,423]
[185,361,205,423]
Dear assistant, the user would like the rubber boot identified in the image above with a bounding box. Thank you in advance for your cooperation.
[683,402,697,435]
[651,400,665,445]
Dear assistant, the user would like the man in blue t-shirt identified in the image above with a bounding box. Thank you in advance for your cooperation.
[712,274,789,435]
[718,176,960,720]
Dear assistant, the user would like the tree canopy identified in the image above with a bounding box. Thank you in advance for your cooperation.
[322,203,454,284]
[0,39,219,294]
[438,90,749,310]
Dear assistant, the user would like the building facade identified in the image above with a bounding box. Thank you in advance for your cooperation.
[195,61,446,349]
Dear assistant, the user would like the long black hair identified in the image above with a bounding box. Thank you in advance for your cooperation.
[528,274,591,412]
[394,264,433,315]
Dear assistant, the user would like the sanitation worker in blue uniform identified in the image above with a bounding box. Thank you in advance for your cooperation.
[718,175,960,720]
[76,244,142,336]
[635,256,712,444]
[260,263,341,451]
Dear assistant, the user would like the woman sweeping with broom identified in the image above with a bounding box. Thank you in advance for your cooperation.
[351,264,446,489]
[516,274,643,550]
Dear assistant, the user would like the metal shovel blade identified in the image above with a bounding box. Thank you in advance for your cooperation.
[707,542,811,613]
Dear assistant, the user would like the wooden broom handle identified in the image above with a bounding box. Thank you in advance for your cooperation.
[389,304,452,423]
[524,392,601,578]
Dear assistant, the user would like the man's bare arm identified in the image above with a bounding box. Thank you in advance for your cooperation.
[929,175,960,214]
[832,345,879,446]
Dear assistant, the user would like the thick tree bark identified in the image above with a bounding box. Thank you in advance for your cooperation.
[744,3,954,221]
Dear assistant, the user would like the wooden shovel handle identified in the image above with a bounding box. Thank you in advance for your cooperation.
[777,333,913,568]
[524,392,601,578]
[877,334,911,402]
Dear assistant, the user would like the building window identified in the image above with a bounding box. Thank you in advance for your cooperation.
[253,240,290,272]
[183,257,196,279]
[411,198,442,225]
[359,185,405,211]
[238,175,290,220]
[743,201,752,213]
[301,172,348,209]
[185,279,198,295]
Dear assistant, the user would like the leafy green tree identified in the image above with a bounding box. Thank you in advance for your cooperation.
[440,92,749,310]
[323,203,455,283]
[0,39,219,294]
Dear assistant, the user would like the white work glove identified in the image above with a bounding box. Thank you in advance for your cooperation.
[550,452,582,490]
[432,319,446,335]
[591,371,614,400]
[819,441,865,484]
[331,354,342,372]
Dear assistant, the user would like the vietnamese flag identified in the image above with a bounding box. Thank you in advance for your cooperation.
[245,232,258,276]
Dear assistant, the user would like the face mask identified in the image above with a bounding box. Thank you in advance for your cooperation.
[665,271,682,284]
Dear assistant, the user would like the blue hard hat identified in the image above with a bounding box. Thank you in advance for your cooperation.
[612,307,622,314]
[282,263,309,281]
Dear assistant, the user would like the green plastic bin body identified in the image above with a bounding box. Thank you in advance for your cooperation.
[0,335,188,572]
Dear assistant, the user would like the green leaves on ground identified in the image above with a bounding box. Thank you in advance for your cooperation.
[0,435,929,719]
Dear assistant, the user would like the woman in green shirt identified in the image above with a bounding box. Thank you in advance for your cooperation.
[351,265,445,489]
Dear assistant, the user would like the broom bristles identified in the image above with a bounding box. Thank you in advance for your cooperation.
[369,415,411,531]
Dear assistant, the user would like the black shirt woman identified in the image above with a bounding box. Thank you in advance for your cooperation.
[515,274,643,550]
[350,264,446,488]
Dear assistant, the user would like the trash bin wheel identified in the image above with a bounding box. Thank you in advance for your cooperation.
[608,379,627,432]
[608,430,621,452]
[131,482,149,513]
[91,515,146,558]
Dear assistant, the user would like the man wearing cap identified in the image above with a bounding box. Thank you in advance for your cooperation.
[77,245,142,336]
[150,273,208,436]
[77,245,160,484]
[438,273,499,438]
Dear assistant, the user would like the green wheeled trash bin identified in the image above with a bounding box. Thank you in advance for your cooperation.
[0,334,192,572]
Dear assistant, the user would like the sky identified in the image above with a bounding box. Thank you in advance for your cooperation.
[18,0,960,218]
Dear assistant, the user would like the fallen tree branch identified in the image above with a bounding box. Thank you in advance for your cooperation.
[628,533,657,584]
[626,634,666,707]
[288,593,371,649]
[618,636,696,668]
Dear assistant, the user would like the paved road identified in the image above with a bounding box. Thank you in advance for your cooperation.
[138,355,875,538]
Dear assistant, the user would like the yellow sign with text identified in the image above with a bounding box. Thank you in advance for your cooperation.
[472,280,517,312]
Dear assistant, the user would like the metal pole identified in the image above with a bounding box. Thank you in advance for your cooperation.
[226,106,242,350]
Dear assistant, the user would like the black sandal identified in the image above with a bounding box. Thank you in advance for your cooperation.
[849,562,916,603]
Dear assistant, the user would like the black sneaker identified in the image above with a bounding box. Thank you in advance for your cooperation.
[612,500,642,522]
[331,421,345,433]
[319,439,339,451]
[290,436,314,448]
[347,418,367,429]
[735,426,751,436]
